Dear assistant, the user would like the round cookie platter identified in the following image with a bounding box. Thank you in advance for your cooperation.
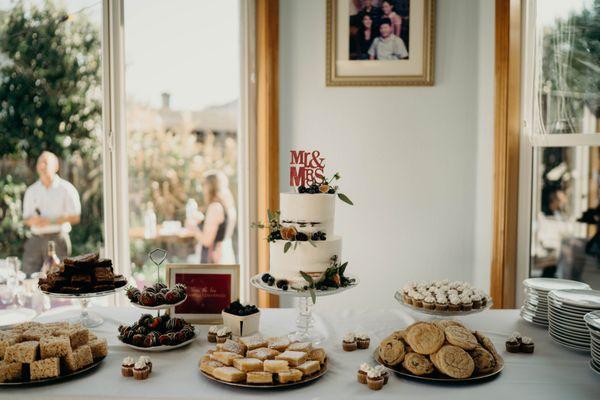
[200,363,328,389]
[0,357,105,387]
[375,320,504,383]
[394,291,493,317]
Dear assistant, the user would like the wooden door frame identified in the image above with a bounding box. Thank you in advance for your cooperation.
[256,0,279,308]
[491,0,522,309]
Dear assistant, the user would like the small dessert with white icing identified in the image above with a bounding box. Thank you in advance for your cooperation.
[342,332,357,352]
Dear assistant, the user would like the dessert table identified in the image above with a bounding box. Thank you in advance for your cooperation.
[0,306,598,400]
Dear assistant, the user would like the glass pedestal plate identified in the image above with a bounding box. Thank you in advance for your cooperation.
[41,285,128,328]
[250,274,358,345]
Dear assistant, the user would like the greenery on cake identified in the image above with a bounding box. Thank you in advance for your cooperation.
[300,255,355,304]
[252,209,327,253]
[296,173,354,205]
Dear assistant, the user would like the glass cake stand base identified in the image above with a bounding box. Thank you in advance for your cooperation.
[250,274,359,346]
[69,299,103,328]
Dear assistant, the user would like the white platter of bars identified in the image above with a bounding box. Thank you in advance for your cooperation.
[520,278,590,327]
[584,311,600,375]
[547,289,600,352]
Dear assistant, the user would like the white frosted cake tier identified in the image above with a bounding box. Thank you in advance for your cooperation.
[270,236,342,284]
[280,193,335,235]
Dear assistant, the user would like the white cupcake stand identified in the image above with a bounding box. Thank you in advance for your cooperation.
[251,274,359,345]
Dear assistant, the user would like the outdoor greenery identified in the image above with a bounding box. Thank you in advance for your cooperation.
[0,1,103,258]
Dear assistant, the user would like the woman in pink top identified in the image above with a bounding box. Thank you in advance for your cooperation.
[381,0,402,38]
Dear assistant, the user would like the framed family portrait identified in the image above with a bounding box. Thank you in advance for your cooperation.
[326,0,436,86]
[165,264,240,324]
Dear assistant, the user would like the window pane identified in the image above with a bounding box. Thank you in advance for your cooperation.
[530,146,600,288]
[123,0,240,286]
[0,0,105,310]
[534,0,599,135]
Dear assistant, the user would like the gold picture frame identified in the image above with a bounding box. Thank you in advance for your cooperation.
[165,264,240,324]
[326,0,436,86]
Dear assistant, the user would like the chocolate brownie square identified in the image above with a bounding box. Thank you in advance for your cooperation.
[93,267,114,283]
[59,286,81,294]
[64,253,99,266]
[71,274,92,286]
[92,284,115,292]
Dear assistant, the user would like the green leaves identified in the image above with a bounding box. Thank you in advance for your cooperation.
[283,241,292,253]
[339,261,348,276]
[337,192,354,205]
[300,271,317,304]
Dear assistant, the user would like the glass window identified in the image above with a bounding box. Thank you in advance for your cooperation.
[533,0,599,135]
[527,0,600,288]
[0,0,105,310]
[123,0,240,287]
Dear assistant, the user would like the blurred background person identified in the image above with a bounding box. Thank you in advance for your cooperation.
[187,171,237,264]
[22,151,81,276]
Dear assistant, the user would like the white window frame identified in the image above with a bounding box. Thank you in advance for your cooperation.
[100,0,256,304]
[517,0,598,305]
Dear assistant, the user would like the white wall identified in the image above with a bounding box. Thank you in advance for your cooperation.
[279,0,495,309]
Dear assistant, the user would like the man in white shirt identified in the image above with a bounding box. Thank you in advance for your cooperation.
[368,18,409,60]
[22,151,81,275]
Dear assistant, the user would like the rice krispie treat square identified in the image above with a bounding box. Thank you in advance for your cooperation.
[0,361,22,383]
[88,338,108,358]
[4,341,39,363]
[54,326,89,349]
[9,322,41,333]
[0,332,20,360]
[73,345,93,369]
[40,336,71,359]
[30,357,61,380]
[63,352,78,372]
[21,328,52,341]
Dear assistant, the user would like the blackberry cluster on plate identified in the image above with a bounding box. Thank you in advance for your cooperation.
[118,314,195,347]
[261,273,293,291]
[268,228,326,242]
[223,300,259,316]
[126,282,186,307]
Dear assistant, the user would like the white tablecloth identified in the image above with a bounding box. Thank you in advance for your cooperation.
[0,306,598,400]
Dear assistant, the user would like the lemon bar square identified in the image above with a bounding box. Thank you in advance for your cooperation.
[216,339,246,355]
[246,347,279,361]
[233,358,263,372]
[287,342,312,353]
[267,337,290,352]
[275,350,307,367]
[212,366,246,383]
[238,335,268,351]
[297,360,320,376]
[247,371,273,384]
[278,368,302,383]
[308,348,327,365]
[210,351,243,366]
[263,359,289,373]
[199,359,224,376]
[30,357,61,380]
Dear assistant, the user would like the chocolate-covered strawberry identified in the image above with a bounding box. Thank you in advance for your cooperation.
[140,291,157,306]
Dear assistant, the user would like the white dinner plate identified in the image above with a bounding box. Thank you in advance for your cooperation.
[520,308,548,326]
[548,328,590,347]
[548,331,590,352]
[548,326,590,344]
[584,311,600,330]
[591,347,600,360]
[590,360,600,376]
[548,298,597,314]
[548,320,589,336]
[0,308,37,329]
[523,278,591,292]
[547,309,587,327]
[521,302,548,315]
[548,289,600,309]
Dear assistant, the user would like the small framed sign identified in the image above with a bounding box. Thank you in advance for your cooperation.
[165,264,240,324]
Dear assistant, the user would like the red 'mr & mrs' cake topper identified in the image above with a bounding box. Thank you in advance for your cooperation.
[289,150,326,187]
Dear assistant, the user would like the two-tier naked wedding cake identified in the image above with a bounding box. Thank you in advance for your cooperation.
[270,192,343,284]
[256,150,353,290]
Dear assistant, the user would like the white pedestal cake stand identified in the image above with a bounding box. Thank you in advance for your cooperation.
[250,274,359,345]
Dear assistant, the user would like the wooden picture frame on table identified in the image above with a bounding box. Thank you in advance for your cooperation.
[326,0,435,86]
[165,264,240,324]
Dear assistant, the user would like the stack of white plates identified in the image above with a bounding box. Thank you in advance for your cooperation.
[584,311,600,374]
[520,278,590,326]
[547,289,600,352]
